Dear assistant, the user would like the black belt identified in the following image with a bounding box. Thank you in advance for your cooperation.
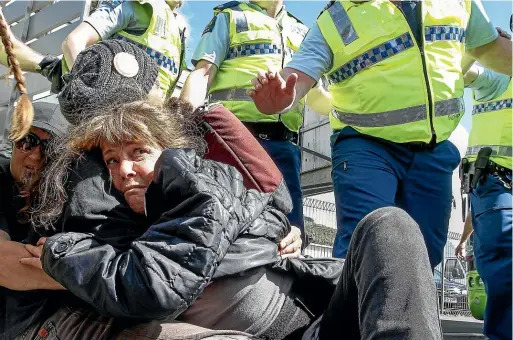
[400,135,438,151]
[244,122,298,144]
[461,159,512,193]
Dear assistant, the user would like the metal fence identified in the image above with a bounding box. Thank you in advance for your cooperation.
[302,197,471,317]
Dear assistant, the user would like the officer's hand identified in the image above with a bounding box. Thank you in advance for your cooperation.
[278,226,302,258]
[497,27,512,40]
[248,69,297,114]
[455,242,465,259]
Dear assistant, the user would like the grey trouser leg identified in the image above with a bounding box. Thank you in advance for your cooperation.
[319,207,442,340]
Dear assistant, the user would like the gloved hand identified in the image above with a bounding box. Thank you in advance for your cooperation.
[38,55,63,94]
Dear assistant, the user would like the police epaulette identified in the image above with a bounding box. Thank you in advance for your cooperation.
[286,11,305,25]
[213,1,241,11]
[317,1,335,19]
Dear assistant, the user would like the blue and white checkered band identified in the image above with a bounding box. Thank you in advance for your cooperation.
[113,35,179,75]
[328,33,414,84]
[226,43,282,60]
[473,98,513,115]
[424,26,466,43]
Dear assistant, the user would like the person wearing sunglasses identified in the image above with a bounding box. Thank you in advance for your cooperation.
[0,101,69,339]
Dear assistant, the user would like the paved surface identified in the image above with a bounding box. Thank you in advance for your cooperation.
[442,315,484,340]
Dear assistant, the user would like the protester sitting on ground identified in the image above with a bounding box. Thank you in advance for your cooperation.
[25,97,442,339]
[0,39,301,340]
[0,102,71,339]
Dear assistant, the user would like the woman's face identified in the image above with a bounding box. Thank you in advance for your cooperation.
[10,127,51,184]
[101,140,163,214]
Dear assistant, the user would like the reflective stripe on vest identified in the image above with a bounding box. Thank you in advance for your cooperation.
[232,6,249,33]
[466,145,513,158]
[226,42,282,60]
[328,33,414,84]
[114,35,179,74]
[424,26,465,42]
[327,1,357,45]
[332,97,463,127]
[209,88,251,101]
[210,88,305,112]
[473,98,513,115]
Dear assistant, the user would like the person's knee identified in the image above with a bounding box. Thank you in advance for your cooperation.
[352,207,425,252]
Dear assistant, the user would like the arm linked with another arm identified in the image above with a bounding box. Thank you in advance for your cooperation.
[40,149,269,319]
[0,239,64,291]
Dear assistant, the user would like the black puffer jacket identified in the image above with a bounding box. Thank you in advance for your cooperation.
[41,149,343,320]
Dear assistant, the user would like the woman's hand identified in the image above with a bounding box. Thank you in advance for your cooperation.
[19,237,46,269]
[278,226,302,258]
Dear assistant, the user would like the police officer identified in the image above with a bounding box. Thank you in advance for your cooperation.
[62,0,185,96]
[459,59,512,339]
[180,0,331,240]
[249,0,513,267]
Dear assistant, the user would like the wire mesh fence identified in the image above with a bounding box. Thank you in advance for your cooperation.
[302,196,472,317]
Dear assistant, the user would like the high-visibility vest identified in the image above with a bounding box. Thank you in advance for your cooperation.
[208,2,308,132]
[466,78,512,169]
[317,0,471,144]
[63,0,185,96]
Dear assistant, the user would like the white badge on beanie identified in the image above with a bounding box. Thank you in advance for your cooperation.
[113,52,139,78]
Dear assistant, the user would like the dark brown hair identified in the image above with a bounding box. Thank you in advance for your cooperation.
[33,95,205,229]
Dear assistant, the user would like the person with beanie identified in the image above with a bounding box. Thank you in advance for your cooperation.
[0,39,303,339]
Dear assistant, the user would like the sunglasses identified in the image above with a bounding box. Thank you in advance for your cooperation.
[13,132,51,155]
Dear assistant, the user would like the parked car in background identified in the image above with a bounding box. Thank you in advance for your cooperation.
[434,267,468,311]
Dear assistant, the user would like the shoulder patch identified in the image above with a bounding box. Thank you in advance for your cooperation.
[286,11,304,25]
[99,0,126,10]
[202,15,217,36]
[290,22,308,38]
[213,1,241,11]
[318,1,335,19]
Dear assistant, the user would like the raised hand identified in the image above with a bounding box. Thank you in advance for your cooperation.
[248,69,298,114]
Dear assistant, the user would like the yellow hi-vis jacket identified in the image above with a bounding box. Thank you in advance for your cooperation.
[114,0,185,95]
[208,2,308,132]
[63,0,185,96]
[317,0,471,144]
[466,78,512,169]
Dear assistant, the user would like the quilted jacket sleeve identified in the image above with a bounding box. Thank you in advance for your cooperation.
[41,149,268,319]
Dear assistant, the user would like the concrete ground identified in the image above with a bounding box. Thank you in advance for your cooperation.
[442,315,485,340]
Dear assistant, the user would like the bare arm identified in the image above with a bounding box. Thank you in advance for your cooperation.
[0,240,65,291]
[455,215,474,258]
[460,215,474,244]
[62,22,101,70]
[467,36,512,76]
[179,60,218,109]
[0,20,43,72]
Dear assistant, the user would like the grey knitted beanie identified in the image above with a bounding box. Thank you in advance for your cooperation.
[58,39,159,125]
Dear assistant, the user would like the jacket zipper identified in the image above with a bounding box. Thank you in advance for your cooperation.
[397,2,435,143]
